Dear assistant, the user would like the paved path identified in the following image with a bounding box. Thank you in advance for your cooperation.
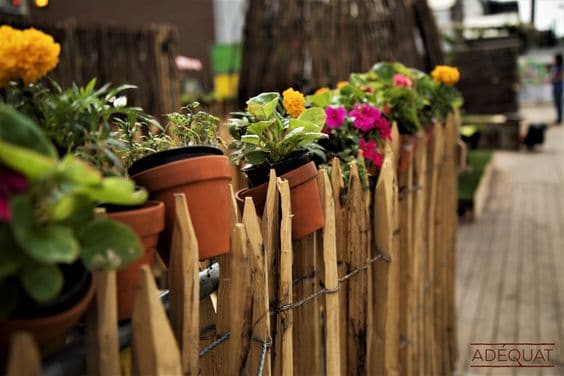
[456,116,564,374]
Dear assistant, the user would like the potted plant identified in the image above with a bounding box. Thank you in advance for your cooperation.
[0,26,167,320]
[229,89,327,239]
[0,105,145,349]
[120,102,232,262]
[307,81,392,181]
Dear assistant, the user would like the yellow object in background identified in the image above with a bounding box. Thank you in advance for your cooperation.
[214,73,239,101]
[35,0,49,7]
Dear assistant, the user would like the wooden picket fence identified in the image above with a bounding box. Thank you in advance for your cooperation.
[5,115,461,376]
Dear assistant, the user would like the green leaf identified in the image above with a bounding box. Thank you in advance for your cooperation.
[246,92,280,120]
[0,140,57,180]
[288,119,323,132]
[306,91,332,108]
[10,196,80,264]
[20,263,63,303]
[0,104,57,157]
[78,219,142,270]
[74,177,147,205]
[0,224,25,280]
[49,193,95,224]
[297,107,326,128]
[57,155,103,185]
[245,150,267,165]
[371,62,395,81]
[246,119,275,136]
[241,135,261,145]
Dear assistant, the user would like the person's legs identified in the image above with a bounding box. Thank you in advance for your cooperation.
[554,86,563,124]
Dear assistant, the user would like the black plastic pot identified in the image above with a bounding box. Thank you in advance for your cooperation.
[243,151,311,188]
[128,145,224,177]
[11,262,92,319]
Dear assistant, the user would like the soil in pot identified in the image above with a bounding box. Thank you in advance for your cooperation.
[108,200,165,320]
[130,146,232,263]
[238,152,324,239]
[0,262,95,353]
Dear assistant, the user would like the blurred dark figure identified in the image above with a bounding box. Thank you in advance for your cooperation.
[524,123,547,151]
[550,53,563,124]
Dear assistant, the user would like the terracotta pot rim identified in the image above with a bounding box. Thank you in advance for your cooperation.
[132,155,232,191]
[4,273,95,326]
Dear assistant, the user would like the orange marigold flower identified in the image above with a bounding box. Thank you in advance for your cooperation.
[0,25,60,87]
[336,81,348,89]
[314,87,330,95]
[431,65,460,86]
[282,88,305,118]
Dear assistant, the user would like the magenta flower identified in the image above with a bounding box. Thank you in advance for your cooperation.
[359,139,383,169]
[349,104,381,132]
[393,73,412,87]
[375,115,392,141]
[0,164,29,222]
[324,106,347,129]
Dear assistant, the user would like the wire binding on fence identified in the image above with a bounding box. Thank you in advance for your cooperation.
[199,331,230,357]
[252,336,272,376]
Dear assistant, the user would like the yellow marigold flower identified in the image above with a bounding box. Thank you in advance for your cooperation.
[314,87,330,95]
[431,65,460,86]
[282,88,305,118]
[336,81,348,89]
[0,25,60,87]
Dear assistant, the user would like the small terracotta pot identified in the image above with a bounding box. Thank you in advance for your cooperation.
[237,161,324,239]
[109,201,165,320]
[398,134,417,175]
[132,153,232,262]
[0,274,95,351]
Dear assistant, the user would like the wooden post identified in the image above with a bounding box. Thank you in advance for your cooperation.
[169,194,200,375]
[214,184,240,374]
[243,198,272,376]
[85,270,120,376]
[273,179,294,376]
[131,266,182,375]
[85,209,120,376]
[228,224,252,374]
[330,158,348,376]
[346,161,369,374]
[292,231,321,375]
[369,147,400,376]
[5,332,41,376]
[398,135,415,376]
[317,169,341,376]
[412,131,428,374]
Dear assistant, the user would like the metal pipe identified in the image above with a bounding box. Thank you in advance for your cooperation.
[42,263,219,376]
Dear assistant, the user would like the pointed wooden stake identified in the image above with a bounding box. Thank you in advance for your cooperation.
[317,169,341,376]
[243,198,272,376]
[5,332,41,376]
[229,223,252,374]
[273,179,293,376]
[169,193,199,375]
[132,266,182,375]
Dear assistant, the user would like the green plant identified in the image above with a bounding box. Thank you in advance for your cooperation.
[1,78,158,176]
[0,105,146,317]
[229,92,327,166]
[115,102,222,168]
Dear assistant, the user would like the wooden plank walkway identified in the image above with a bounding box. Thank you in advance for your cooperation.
[456,124,564,375]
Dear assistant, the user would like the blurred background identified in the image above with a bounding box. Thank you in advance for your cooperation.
[1,0,562,118]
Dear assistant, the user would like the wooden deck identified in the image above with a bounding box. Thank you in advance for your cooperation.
[456,124,564,375]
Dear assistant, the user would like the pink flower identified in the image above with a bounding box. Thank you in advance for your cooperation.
[393,73,412,87]
[349,104,381,132]
[0,164,29,222]
[324,106,347,129]
[360,139,383,169]
[375,115,391,141]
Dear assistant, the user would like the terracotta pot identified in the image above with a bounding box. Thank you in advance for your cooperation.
[0,273,95,351]
[238,161,324,239]
[108,201,165,320]
[131,151,232,262]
